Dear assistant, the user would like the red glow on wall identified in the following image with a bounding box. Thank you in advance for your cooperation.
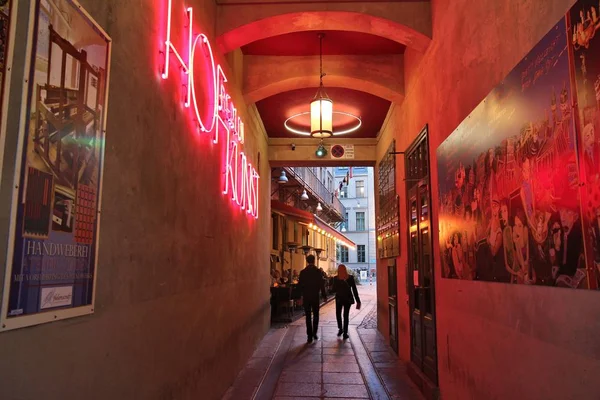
[160,0,259,219]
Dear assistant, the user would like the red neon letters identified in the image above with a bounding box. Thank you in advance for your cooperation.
[161,0,259,218]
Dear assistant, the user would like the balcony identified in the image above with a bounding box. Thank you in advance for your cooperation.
[271,167,346,224]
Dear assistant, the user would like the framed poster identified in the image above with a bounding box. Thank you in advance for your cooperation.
[436,18,593,290]
[0,0,13,120]
[0,0,111,331]
[0,0,17,173]
[376,140,400,258]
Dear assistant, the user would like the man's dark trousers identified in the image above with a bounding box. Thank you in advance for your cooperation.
[304,300,320,337]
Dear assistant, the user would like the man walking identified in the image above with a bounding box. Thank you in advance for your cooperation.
[298,255,327,343]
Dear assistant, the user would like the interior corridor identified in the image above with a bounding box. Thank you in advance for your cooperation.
[1,1,600,399]
[224,285,422,400]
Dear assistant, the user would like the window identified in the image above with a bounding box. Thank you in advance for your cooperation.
[357,245,366,263]
[272,215,279,250]
[356,180,365,198]
[340,185,348,198]
[338,245,348,262]
[341,212,348,231]
[356,212,365,231]
[335,167,349,177]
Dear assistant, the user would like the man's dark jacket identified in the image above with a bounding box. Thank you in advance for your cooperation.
[299,265,326,303]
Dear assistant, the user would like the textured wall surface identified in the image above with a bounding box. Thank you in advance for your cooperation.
[244,54,405,103]
[376,0,600,399]
[216,1,432,52]
[0,1,270,399]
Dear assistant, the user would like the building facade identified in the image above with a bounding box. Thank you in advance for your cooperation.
[334,167,376,279]
[270,167,353,276]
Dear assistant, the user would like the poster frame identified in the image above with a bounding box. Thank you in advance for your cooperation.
[0,0,112,332]
[0,0,20,183]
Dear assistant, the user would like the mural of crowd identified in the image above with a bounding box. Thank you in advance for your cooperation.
[573,0,600,289]
[437,0,600,290]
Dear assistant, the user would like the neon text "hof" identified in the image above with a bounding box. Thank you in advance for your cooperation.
[161,0,259,218]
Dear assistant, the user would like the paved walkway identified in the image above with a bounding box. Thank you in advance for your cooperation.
[223,284,422,400]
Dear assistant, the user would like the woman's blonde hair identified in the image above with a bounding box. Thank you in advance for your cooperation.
[337,264,349,280]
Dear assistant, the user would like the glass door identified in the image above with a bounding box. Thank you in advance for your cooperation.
[388,261,398,353]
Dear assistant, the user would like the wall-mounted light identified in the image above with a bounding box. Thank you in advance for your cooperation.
[278,170,288,184]
[301,189,309,201]
[316,203,323,212]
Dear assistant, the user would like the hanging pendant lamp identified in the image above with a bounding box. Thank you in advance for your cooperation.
[310,34,333,138]
[283,33,361,137]
[277,170,288,184]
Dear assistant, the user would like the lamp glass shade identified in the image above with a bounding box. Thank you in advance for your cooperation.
[316,202,323,211]
[278,171,288,184]
[301,189,309,201]
[310,96,333,138]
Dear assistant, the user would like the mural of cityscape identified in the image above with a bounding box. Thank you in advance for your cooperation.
[436,0,600,290]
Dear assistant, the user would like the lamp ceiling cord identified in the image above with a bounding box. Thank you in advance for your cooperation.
[319,33,325,134]
[319,33,326,85]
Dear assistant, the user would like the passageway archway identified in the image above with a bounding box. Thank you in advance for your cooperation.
[244,55,405,104]
[217,11,432,54]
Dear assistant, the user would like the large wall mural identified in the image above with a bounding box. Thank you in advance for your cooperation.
[437,0,600,290]
[572,0,600,289]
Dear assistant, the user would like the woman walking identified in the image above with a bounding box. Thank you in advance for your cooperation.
[333,264,361,339]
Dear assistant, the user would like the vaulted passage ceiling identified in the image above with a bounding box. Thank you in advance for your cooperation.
[216,0,432,139]
[241,31,406,56]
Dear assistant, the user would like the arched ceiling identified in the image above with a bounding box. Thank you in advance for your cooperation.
[215,2,432,139]
[257,87,391,139]
[242,31,406,56]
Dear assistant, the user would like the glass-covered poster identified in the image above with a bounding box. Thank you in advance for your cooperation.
[1,0,111,329]
[437,19,593,289]
[571,0,600,289]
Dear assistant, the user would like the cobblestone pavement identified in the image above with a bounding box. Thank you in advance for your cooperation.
[223,284,422,400]
[357,305,377,330]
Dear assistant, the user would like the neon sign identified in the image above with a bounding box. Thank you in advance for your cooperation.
[161,0,259,218]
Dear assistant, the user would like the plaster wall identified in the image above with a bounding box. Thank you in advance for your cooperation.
[376,0,600,399]
[0,1,270,399]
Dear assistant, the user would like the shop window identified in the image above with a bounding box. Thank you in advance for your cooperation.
[272,215,279,250]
